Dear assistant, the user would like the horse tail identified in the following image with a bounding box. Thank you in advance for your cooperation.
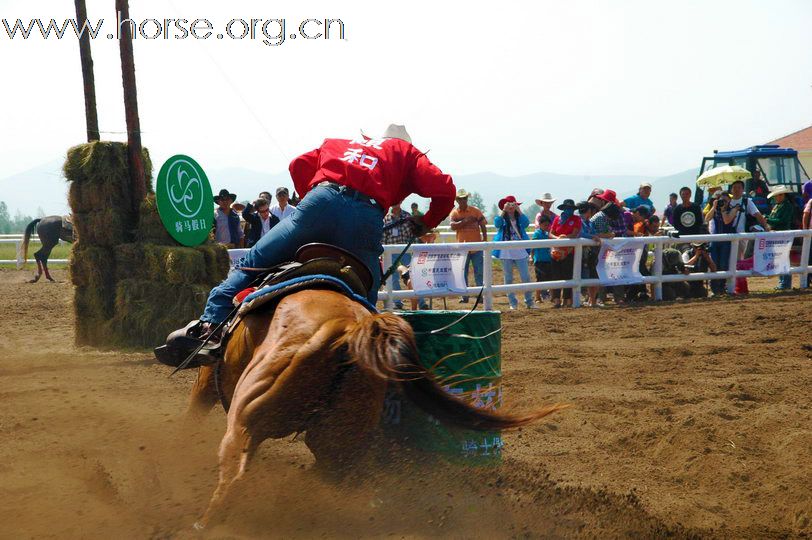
[20,219,41,266]
[335,312,568,431]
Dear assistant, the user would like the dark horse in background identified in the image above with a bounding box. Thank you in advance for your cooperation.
[20,216,74,283]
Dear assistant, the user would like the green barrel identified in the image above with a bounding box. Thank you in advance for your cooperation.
[381,310,503,464]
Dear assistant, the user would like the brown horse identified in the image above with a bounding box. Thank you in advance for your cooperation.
[187,288,566,530]
[20,216,74,282]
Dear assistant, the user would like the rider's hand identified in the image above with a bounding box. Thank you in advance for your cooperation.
[409,215,430,238]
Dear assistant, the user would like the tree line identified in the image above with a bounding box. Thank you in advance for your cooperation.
[0,202,43,233]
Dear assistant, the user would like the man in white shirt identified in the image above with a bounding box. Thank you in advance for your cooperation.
[270,187,296,221]
[728,180,769,233]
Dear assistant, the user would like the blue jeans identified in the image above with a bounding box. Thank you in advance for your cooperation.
[390,253,428,309]
[709,241,731,294]
[501,258,533,308]
[201,185,384,323]
[778,273,792,289]
[463,250,484,300]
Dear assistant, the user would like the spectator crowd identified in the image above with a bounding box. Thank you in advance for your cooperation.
[210,175,812,310]
[380,178,812,309]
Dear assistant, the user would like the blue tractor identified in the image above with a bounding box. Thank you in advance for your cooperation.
[695,145,810,214]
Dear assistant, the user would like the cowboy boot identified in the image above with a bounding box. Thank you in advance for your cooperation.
[154,320,224,368]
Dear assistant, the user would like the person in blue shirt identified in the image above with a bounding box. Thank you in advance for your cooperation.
[623,182,655,215]
[531,215,553,302]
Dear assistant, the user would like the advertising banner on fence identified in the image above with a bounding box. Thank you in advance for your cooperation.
[752,234,794,276]
[409,249,468,293]
[596,239,644,285]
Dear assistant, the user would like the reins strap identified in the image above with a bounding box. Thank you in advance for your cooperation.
[414,286,485,337]
[381,238,415,283]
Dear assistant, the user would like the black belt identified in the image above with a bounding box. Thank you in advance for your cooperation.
[317,181,381,208]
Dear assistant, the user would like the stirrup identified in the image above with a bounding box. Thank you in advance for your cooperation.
[154,320,223,369]
[154,339,223,369]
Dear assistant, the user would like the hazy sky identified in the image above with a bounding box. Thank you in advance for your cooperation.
[2,0,812,181]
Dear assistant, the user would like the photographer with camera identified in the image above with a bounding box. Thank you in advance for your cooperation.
[704,190,737,295]
[681,242,716,298]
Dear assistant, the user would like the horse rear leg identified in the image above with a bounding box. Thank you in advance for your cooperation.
[39,246,55,282]
[305,367,387,478]
[29,253,43,283]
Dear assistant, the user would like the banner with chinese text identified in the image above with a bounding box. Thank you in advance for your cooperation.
[596,239,645,285]
[409,249,468,293]
[752,234,794,276]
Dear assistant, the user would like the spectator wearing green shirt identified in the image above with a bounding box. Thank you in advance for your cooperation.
[766,186,796,290]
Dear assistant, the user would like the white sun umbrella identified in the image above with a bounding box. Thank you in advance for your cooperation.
[696,165,752,189]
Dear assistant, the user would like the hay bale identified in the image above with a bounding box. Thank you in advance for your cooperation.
[75,285,114,321]
[136,195,176,245]
[110,279,210,347]
[68,177,130,214]
[115,242,213,285]
[75,316,113,347]
[143,245,206,284]
[72,208,129,247]
[65,141,154,214]
[69,243,115,288]
[195,243,231,285]
[75,278,116,347]
[164,248,206,284]
[113,242,147,281]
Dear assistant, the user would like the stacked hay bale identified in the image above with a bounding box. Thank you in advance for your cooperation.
[65,142,229,348]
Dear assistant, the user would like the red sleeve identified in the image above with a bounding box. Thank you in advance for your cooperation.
[410,152,455,229]
[289,148,320,197]
[550,216,562,234]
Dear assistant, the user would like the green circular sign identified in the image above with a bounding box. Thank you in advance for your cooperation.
[156,154,213,246]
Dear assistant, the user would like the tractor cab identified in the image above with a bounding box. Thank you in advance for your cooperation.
[695,145,810,214]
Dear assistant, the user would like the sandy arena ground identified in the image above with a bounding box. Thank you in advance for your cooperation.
[0,268,810,538]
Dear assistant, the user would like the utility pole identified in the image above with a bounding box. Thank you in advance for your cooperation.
[116,0,147,211]
[74,0,99,142]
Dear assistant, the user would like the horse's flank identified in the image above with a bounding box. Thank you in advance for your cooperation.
[190,289,567,529]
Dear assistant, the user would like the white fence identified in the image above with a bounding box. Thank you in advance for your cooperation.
[379,230,812,310]
[0,236,69,267]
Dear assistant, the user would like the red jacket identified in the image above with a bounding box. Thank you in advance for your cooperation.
[289,137,455,228]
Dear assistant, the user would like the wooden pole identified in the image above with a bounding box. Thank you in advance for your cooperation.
[116,0,147,212]
[74,0,99,142]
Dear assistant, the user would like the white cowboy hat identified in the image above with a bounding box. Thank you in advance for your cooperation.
[382,123,412,143]
[361,123,412,144]
[535,192,556,205]
[456,189,470,199]
[767,185,794,198]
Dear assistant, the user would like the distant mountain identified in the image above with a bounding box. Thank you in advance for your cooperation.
[450,171,650,212]
[0,159,69,217]
[622,168,698,209]
[447,168,698,214]
[0,160,698,217]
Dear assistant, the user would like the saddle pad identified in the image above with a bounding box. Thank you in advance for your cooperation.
[238,274,377,316]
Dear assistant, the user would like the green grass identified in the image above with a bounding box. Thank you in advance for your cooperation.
[0,242,72,267]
